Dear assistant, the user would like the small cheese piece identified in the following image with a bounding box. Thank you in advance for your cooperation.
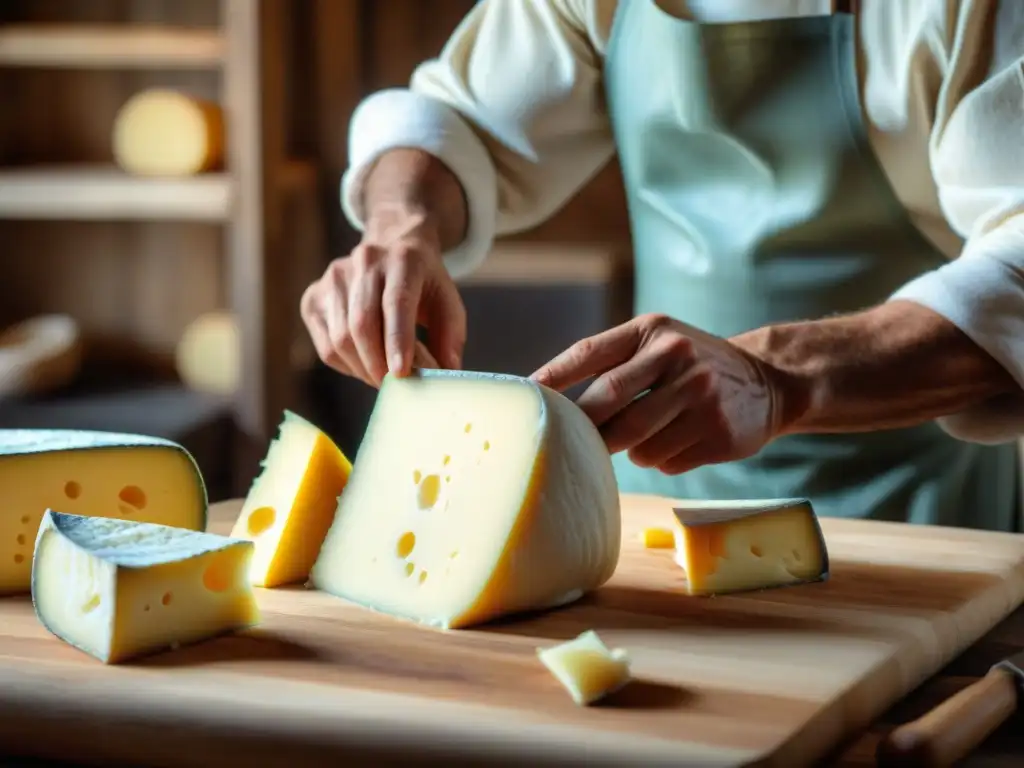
[32,511,259,664]
[0,429,207,595]
[537,630,631,706]
[311,369,621,629]
[672,499,829,596]
[113,89,224,176]
[231,411,352,587]
[639,527,675,549]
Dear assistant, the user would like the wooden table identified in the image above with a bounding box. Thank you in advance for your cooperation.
[830,607,1024,766]
[3,614,1022,768]
[3,491,1024,767]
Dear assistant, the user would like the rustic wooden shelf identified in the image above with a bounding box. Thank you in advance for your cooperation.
[0,166,232,221]
[0,25,225,69]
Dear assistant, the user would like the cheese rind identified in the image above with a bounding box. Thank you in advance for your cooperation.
[32,511,259,664]
[231,410,352,587]
[672,498,829,596]
[311,369,621,629]
[537,630,631,706]
[0,429,207,595]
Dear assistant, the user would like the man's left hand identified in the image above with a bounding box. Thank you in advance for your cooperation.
[531,313,785,474]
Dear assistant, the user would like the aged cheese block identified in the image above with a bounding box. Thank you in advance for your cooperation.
[231,411,352,588]
[113,89,224,176]
[537,630,632,706]
[672,499,829,596]
[0,429,207,594]
[32,511,259,664]
[311,370,620,629]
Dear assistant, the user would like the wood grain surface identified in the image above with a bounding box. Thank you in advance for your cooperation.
[1,494,1024,767]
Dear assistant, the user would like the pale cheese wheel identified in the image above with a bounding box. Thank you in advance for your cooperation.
[175,312,239,396]
[113,89,224,176]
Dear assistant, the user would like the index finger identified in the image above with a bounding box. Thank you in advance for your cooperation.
[531,322,642,393]
[382,259,426,377]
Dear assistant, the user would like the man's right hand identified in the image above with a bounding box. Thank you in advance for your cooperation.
[300,211,467,388]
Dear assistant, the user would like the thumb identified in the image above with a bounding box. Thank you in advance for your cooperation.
[422,278,467,370]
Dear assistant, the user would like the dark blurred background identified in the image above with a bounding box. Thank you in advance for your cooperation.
[0,0,634,501]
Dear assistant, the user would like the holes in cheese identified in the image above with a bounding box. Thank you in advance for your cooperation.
[246,506,276,537]
[31,511,260,664]
[671,499,829,596]
[230,411,352,588]
[310,369,621,630]
[113,89,225,177]
[537,630,631,706]
[0,429,208,595]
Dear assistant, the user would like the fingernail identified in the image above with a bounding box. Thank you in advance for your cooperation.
[390,353,404,373]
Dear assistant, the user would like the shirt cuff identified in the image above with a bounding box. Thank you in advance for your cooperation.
[891,224,1024,444]
[340,88,498,280]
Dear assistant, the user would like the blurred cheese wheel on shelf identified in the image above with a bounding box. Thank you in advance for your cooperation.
[176,312,239,396]
[0,314,82,401]
[113,89,224,176]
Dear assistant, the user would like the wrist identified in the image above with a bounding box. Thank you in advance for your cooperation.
[364,203,443,253]
[732,325,816,437]
[361,148,468,252]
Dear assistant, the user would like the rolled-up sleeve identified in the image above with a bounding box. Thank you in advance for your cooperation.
[890,0,1024,444]
[341,0,616,279]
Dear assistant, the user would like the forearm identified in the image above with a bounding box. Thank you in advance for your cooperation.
[361,148,468,251]
[733,300,1019,435]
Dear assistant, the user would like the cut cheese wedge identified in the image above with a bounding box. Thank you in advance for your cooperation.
[113,89,224,176]
[32,511,259,664]
[231,410,352,587]
[0,429,207,595]
[311,369,621,629]
[672,499,828,596]
[538,630,631,706]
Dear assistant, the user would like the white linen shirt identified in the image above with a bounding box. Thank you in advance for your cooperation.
[341,0,1024,444]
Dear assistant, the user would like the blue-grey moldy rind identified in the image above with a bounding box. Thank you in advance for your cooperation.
[0,428,209,531]
[30,510,258,664]
[43,510,249,567]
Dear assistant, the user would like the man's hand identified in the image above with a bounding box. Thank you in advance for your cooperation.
[300,210,467,388]
[531,313,786,475]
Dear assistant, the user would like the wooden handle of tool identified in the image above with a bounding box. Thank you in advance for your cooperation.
[876,666,1018,767]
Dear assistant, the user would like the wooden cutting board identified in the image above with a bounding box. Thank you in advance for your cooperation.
[2,494,1024,767]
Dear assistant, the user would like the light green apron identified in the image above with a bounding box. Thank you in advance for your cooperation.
[603,1,1019,530]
